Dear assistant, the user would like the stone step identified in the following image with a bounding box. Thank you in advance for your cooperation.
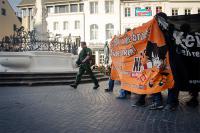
[0,77,109,86]
[0,73,105,81]
[0,71,109,86]
[0,71,100,77]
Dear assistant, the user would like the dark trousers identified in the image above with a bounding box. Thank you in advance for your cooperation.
[167,88,179,105]
[137,93,162,104]
[108,78,115,90]
[108,78,131,96]
[75,64,98,85]
[152,92,162,104]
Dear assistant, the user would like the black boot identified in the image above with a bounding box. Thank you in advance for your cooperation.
[131,95,146,107]
[93,84,99,89]
[70,84,77,89]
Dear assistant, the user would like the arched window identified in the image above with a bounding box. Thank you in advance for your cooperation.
[90,24,98,40]
[106,23,114,39]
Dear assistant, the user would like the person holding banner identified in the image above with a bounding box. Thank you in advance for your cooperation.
[155,12,180,111]
[104,41,131,99]
[180,23,199,107]
[155,12,199,110]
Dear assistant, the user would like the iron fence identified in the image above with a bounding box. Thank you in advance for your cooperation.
[0,27,78,55]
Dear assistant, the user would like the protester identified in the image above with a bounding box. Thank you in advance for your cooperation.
[180,24,199,107]
[70,42,99,89]
[155,12,199,110]
[105,77,114,92]
[104,40,131,98]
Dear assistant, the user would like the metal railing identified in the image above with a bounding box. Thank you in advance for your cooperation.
[0,27,79,55]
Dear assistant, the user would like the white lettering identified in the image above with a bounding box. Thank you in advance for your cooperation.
[195,32,200,47]
[173,31,184,45]
[182,35,195,47]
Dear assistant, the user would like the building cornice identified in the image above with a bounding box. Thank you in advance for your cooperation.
[17,0,83,7]
[121,0,200,3]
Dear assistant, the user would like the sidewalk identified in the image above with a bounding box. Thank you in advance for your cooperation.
[0,81,199,133]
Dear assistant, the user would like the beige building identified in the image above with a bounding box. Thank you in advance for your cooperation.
[0,0,21,40]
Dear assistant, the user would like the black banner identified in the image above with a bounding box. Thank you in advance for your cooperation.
[157,13,200,91]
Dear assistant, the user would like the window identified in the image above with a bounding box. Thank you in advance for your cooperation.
[106,24,114,39]
[75,21,80,29]
[90,24,98,40]
[70,4,78,12]
[28,8,32,17]
[47,6,53,13]
[105,0,114,13]
[13,24,17,31]
[79,3,84,12]
[53,22,59,30]
[99,54,105,65]
[185,9,191,15]
[55,5,68,13]
[145,7,151,10]
[63,21,68,30]
[1,8,6,16]
[146,7,152,16]
[198,8,200,14]
[156,6,162,14]
[125,7,130,17]
[90,2,98,14]
[22,9,27,17]
[172,8,178,16]
[145,7,152,14]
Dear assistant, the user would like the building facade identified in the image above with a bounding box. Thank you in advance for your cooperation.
[0,0,21,40]
[18,0,200,65]
[84,0,120,65]
[121,0,200,33]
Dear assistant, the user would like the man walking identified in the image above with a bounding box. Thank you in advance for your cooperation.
[70,42,99,89]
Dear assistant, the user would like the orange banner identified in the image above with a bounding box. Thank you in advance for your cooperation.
[110,18,174,94]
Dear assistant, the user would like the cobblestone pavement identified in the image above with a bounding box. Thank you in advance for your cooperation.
[0,81,199,133]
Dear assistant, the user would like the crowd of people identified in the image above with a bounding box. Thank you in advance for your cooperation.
[70,12,199,111]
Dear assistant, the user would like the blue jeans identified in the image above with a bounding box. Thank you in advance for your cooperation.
[108,78,115,90]
[119,89,131,97]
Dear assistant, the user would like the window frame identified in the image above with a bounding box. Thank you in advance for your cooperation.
[172,8,178,16]
[70,4,78,13]
[90,1,98,14]
[79,3,84,12]
[105,23,114,40]
[105,0,114,14]
[63,21,68,30]
[75,21,80,29]
[90,24,98,40]
[125,7,131,17]
[53,22,59,31]
[2,8,7,16]
[185,8,191,15]
[156,6,162,14]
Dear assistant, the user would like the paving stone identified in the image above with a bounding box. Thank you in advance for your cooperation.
[0,81,199,133]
